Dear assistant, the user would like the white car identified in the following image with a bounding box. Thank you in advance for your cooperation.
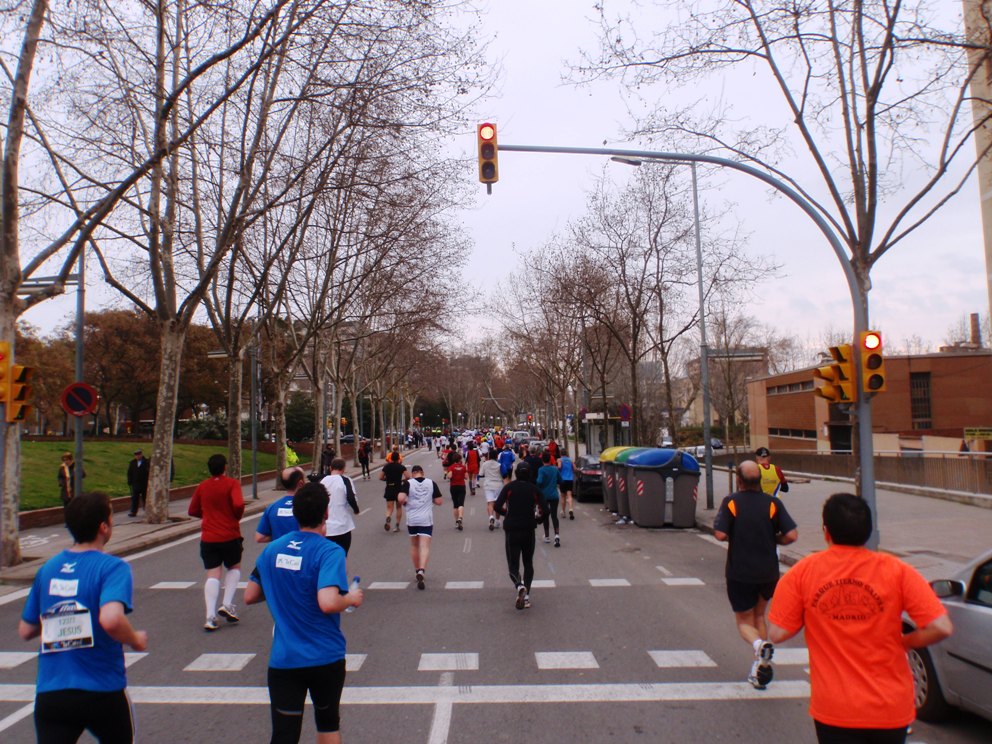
[906,548,992,723]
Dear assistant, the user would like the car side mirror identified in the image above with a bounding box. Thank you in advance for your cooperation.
[929,579,965,598]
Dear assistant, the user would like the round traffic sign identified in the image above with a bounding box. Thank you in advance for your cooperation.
[60,382,99,417]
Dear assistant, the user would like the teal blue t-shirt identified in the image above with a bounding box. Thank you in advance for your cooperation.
[536,464,560,501]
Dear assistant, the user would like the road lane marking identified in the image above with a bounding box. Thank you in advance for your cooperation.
[697,534,727,550]
[662,578,705,586]
[125,653,148,668]
[0,652,34,669]
[184,653,256,672]
[418,653,479,672]
[150,581,195,590]
[428,672,454,744]
[368,581,410,590]
[0,702,33,734]
[0,588,30,607]
[445,581,484,590]
[772,648,809,665]
[589,578,630,587]
[655,565,673,576]
[346,654,367,671]
[530,579,555,588]
[648,650,717,668]
[462,538,472,554]
[0,680,811,705]
[535,652,599,670]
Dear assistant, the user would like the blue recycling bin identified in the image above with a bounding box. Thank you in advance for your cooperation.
[614,447,652,520]
[627,449,702,528]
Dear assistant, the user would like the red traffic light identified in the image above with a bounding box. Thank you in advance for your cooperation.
[479,123,495,141]
[862,331,882,351]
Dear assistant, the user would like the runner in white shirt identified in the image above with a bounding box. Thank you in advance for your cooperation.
[397,465,443,590]
[479,449,504,530]
[320,458,359,556]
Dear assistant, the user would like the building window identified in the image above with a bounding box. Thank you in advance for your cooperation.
[910,372,931,430]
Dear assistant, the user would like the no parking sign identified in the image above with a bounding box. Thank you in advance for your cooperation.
[60,383,99,418]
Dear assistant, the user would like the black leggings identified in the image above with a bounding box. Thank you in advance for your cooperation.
[268,659,346,743]
[542,498,560,537]
[35,689,134,744]
[504,528,536,591]
[360,459,370,477]
[814,721,908,744]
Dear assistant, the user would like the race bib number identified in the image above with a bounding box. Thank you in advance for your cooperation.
[276,507,294,518]
[275,554,302,571]
[40,600,94,653]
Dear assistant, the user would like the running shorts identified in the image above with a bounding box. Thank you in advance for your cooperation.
[558,480,574,493]
[408,524,433,537]
[200,538,243,570]
[725,577,779,613]
[268,659,346,741]
[450,485,466,508]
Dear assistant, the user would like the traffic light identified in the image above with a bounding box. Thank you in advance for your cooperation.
[0,341,9,404]
[813,344,857,403]
[6,365,33,422]
[859,330,887,393]
[477,122,498,184]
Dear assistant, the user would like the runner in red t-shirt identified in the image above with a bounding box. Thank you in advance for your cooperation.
[465,443,481,495]
[447,452,468,530]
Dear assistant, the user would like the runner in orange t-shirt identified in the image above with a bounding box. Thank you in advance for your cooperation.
[768,493,952,743]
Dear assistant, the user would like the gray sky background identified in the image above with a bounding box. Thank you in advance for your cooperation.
[21,1,989,355]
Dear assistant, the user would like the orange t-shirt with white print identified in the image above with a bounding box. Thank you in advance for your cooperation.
[769,545,947,729]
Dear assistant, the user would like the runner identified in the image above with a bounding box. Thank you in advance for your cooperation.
[536,451,562,547]
[465,441,481,495]
[558,450,575,520]
[397,464,444,589]
[320,458,360,556]
[256,467,306,543]
[244,482,362,744]
[379,451,407,533]
[447,452,468,530]
[498,441,516,483]
[494,462,549,610]
[755,447,790,497]
[480,449,504,530]
[19,492,148,743]
[188,454,245,632]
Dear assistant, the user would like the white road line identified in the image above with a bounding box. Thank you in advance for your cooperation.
[0,680,811,705]
[697,534,727,550]
[655,565,673,576]
[462,538,472,554]
[662,578,705,586]
[0,702,33,734]
[345,654,367,672]
[418,653,479,672]
[0,652,34,669]
[428,672,454,744]
[184,653,256,672]
[0,588,30,607]
[648,650,717,668]
[445,581,484,590]
[772,648,809,666]
[125,653,148,668]
[535,652,599,670]
[150,581,195,590]
[530,579,556,589]
[589,578,630,587]
[368,581,410,590]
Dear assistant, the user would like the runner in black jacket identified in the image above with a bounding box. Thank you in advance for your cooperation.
[494,463,549,610]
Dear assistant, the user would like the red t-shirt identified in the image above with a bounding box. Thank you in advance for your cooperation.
[465,449,480,473]
[769,545,946,729]
[448,463,467,487]
[188,476,245,543]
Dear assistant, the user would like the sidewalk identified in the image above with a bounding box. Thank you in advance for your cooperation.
[0,459,381,597]
[692,466,992,580]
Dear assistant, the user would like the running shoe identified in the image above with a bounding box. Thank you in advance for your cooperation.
[218,604,239,623]
[569,511,574,520]
[554,535,561,548]
[489,517,495,531]
[748,659,773,689]
[204,616,221,632]
[756,641,774,686]
[543,535,551,543]
[393,524,400,532]
[456,519,463,531]
[384,517,391,532]
[416,571,425,590]
[523,595,531,609]
[515,585,526,610]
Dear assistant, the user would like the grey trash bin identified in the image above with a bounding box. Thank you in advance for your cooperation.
[599,446,632,515]
[627,449,702,528]
[615,447,651,521]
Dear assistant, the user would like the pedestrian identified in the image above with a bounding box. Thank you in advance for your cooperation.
[320,458,360,556]
[188,453,245,632]
[768,493,952,743]
[358,439,371,480]
[126,448,150,517]
[465,441,481,495]
[480,449,504,531]
[57,451,81,508]
[380,450,407,533]
[256,467,306,544]
[498,442,515,484]
[397,464,443,590]
[319,443,337,476]
[446,451,468,530]
[713,459,798,689]
[244,482,363,744]
[755,446,790,497]
[524,445,542,483]
[19,491,148,743]
[494,462,548,610]
[558,450,575,520]
[536,451,562,547]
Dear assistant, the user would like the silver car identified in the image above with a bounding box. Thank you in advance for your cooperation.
[906,549,992,723]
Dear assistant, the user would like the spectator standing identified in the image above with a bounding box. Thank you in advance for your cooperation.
[319,443,337,476]
[126,449,150,517]
[188,454,245,632]
[244,483,362,744]
[397,465,443,589]
[494,463,548,610]
[357,439,371,480]
[755,447,789,497]
[19,492,148,743]
[320,458,360,556]
[769,493,952,743]
[256,467,306,544]
[57,452,80,508]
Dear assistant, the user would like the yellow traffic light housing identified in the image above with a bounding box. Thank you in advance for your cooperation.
[814,344,857,403]
[859,331,887,394]
[6,365,34,422]
[0,341,9,404]
[477,122,498,188]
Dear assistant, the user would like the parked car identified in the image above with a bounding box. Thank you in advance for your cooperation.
[906,548,992,723]
[573,455,603,502]
[340,434,355,444]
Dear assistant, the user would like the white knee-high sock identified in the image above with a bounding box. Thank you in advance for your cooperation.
[204,577,220,619]
[222,569,241,607]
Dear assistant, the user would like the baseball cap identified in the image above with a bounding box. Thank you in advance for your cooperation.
[134,449,143,455]
[755,447,770,457]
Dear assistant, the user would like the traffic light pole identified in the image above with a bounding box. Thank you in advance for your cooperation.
[498,143,879,549]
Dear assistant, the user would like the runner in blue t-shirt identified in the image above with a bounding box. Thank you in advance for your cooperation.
[19,492,148,743]
[245,482,363,743]
[256,467,306,544]
[558,452,576,521]
[498,442,516,482]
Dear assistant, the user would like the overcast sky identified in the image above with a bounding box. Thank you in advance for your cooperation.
[22,1,989,355]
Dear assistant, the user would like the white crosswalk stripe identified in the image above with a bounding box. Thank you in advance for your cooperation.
[588,578,631,587]
[535,651,599,670]
[661,577,705,586]
[150,581,195,590]
[184,653,256,672]
[648,650,716,668]
[0,653,34,669]
[418,653,479,671]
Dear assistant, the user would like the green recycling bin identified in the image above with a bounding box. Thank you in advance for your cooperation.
[599,446,633,515]
[627,449,702,528]
[614,447,652,520]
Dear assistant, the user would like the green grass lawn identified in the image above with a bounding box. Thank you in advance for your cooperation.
[20,441,280,511]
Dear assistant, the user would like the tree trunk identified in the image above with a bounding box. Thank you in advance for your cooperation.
[146,325,185,524]
[226,354,243,478]
[273,379,288,474]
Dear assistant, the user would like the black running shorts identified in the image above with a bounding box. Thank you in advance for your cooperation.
[200,538,244,570]
[268,659,346,742]
[450,485,466,508]
[726,577,778,613]
[35,688,134,744]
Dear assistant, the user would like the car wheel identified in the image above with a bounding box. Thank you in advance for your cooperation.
[907,644,951,722]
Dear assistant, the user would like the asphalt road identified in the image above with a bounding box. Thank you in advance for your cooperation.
[0,448,989,743]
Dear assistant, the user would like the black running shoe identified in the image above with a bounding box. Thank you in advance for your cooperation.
[515,585,526,610]
[416,571,425,590]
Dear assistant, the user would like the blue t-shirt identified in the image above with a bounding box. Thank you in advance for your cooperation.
[536,464,560,501]
[498,449,515,477]
[559,457,574,481]
[22,549,133,693]
[257,495,298,541]
[251,531,349,669]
